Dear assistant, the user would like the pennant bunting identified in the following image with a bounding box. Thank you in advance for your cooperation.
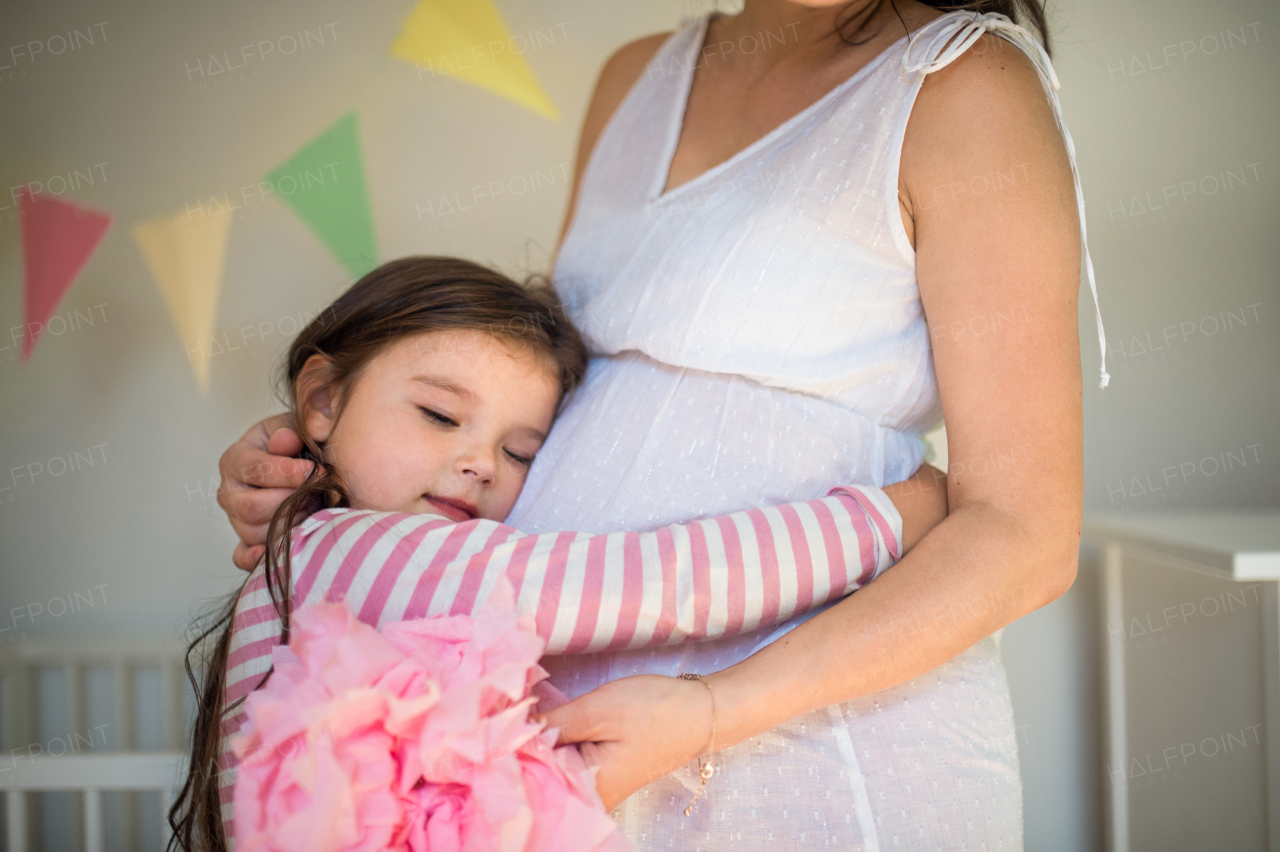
[390,0,559,120]
[18,191,112,362]
[133,205,232,391]
[264,111,377,279]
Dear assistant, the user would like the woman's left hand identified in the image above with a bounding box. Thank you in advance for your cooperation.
[534,674,714,812]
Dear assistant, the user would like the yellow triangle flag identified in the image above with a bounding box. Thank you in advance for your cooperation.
[390,0,559,120]
[133,206,232,391]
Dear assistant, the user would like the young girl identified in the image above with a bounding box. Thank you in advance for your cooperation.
[169,256,946,850]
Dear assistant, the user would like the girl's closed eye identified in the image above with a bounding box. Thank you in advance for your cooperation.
[418,406,458,427]
[505,449,535,467]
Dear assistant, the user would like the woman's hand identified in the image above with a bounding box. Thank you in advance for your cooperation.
[217,415,314,571]
[534,675,715,812]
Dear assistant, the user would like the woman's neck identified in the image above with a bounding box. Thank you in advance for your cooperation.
[719,0,926,71]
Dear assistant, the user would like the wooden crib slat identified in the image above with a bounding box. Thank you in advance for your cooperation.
[64,661,84,737]
[0,753,185,789]
[84,789,104,852]
[161,659,185,749]
[4,664,35,750]
[6,789,27,852]
[64,660,88,850]
[112,665,137,852]
[111,661,132,750]
[1,664,13,749]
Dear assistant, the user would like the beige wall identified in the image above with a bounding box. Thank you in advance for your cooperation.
[1,1,1276,850]
[1001,2,1278,848]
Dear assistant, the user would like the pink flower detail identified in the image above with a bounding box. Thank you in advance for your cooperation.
[231,579,632,852]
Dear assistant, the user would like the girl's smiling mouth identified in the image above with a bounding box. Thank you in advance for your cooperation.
[424,495,478,522]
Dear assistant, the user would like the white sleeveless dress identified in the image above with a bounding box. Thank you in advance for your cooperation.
[507,11,1107,850]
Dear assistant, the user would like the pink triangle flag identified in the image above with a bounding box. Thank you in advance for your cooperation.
[18,190,112,362]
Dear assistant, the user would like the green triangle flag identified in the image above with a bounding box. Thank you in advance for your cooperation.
[265,111,377,278]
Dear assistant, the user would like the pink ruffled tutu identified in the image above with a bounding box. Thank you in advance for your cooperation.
[230,581,633,852]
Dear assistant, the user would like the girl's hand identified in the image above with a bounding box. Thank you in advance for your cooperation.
[882,462,949,554]
[534,674,714,812]
[217,415,315,571]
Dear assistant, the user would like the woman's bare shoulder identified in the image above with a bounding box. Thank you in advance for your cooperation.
[604,31,673,75]
[554,31,673,255]
[582,32,673,143]
[908,33,1063,160]
[900,33,1072,234]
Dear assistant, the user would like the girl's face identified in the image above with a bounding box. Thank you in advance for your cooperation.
[306,330,560,522]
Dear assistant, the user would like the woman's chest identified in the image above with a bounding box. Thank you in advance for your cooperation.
[558,117,917,364]
[660,23,916,201]
[553,19,928,371]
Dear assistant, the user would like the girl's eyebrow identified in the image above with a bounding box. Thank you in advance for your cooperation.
[515,424,548,443]
[409,374,476,401]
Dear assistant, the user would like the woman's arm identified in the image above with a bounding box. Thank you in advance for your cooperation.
[551,31,672,267]
[539,34,1086,810]
[717,28,1085,693]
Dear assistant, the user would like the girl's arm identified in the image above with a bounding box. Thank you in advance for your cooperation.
[220,475,943,786]
[231,484,907,664]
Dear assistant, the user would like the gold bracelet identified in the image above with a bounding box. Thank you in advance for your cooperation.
[677,672,717,816]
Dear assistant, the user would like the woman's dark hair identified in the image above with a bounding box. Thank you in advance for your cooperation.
[839,0,1051,56]
[167,256,588,851]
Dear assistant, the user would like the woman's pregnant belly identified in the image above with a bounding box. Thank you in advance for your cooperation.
[505,351,926,698]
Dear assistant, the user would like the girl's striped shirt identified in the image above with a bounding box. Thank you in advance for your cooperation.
[218,484,901,830]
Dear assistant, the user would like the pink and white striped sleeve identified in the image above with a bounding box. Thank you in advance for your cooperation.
[283,484,902,654]
[217,485,902,828]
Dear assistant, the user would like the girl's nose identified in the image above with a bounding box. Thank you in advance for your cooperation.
[457,446,496,484]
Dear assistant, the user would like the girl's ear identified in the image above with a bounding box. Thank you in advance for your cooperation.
[296,354,339,442]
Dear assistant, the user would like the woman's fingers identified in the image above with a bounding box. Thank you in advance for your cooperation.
[220,416,310,489]
[535,694,603,746]
[553,740,621,811]
[575,742,622,811]
[217,416,313,568]
[225,445,311,490]
[223,485,298,530]
[266,426,304,459]
[535,676,713,811]
[233,542,266,573]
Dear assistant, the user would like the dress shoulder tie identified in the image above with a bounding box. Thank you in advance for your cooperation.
[904,12,1111,388]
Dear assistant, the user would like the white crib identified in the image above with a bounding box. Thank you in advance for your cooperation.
[0,636,190,852]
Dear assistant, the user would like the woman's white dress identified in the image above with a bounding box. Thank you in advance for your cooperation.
[507,11,1102,850]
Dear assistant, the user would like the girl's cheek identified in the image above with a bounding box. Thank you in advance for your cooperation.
[503,477,528,513]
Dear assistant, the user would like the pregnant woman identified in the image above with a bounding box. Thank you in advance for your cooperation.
[219,0,1106,847]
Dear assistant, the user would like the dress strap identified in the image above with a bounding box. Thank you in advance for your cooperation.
[903,13,1110,388]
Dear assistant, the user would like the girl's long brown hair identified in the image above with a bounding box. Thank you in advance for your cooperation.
[168,257,587,851]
